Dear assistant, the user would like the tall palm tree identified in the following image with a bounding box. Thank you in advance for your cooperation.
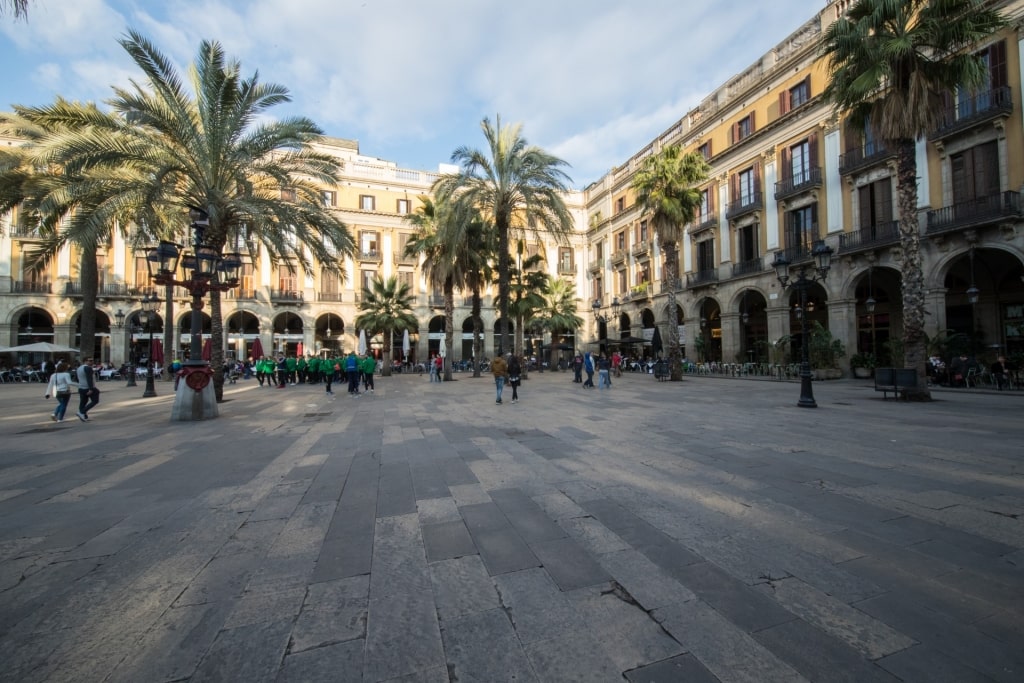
[433,115,574,359]
[405,196,457,380]
[11,31,354,402]
[354,275,418,375]
[508,240,547,370]
[631,145,709,380]
[821,0,1005,398]
[537,276,584,370]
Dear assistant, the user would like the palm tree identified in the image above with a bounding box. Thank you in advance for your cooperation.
[405,196,456,380]
[631,145,709,380]
[821,0,1005,398]
[354,275,418,375]
[433,115,574,360]
[537,276,584,370]
[10,31,354,402]
[508,240,547,371]
[1,0,29,19]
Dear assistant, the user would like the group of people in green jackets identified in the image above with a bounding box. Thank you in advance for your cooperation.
[253,352,377,395]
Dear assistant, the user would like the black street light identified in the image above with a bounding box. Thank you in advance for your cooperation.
[114,308,138,387]
[773,240,834,408]
[145,207,248,417]
[139,292,160,398]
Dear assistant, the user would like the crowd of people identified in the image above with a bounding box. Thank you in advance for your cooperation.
[929,353,1019,389]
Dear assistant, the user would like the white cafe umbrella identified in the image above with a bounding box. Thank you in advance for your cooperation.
[6,342,80,354]
[402,329,410,358]
[357,329,367,355]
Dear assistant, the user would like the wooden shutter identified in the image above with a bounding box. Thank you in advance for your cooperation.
[753,164,761,194]
[749,111,756,134]
[808,132,818,166]
[975,141,999,197]
[858,186,872,229]
[989,40,1007,89]
[779,90,790,116]
[730,173,739,204]
[780,147,792,181]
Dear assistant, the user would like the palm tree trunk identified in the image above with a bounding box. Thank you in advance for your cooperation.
[663,241,683,380]
[895,138,930,400]
[444,276,454,381]
[497,218,511,356]
[210,288,224,402]
[472,290,482,378]
[79,247,98,361]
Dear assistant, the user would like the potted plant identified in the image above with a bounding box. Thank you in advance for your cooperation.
[808,322,846,379]
[850,352,876,379]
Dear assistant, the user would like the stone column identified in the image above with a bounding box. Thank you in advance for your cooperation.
[720,312,742,364]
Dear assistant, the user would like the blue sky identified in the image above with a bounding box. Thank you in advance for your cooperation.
[1,0,829,188]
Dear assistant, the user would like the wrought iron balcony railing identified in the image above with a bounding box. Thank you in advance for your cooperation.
[725,191,763,220]
[838,140,895,175]
[930,86,1013,141]
[926,191,1022,235]
[686,268,719,288]
[12,280,51,293]
[838,221,900,252]
[774,167,822,201]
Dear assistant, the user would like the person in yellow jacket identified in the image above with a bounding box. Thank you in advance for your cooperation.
[491,354,508,404]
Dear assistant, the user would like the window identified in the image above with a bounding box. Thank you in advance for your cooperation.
[360,230,380,255]
[780,77,811,115]
[636,267,649,286]
[857,179,893,229]
[731,112,755,144]
[396,198,410,214]
[239,262,254,298]
[737,223,759,263]
[279,267,298,292]
[616,197,625,213]
[321,269,341,296]
[696,240,715,272]
[617,269,627,294]
[785,204,817,252]
[359,194,375,211]
[96,253,106,289]
[559,247,574,272]
[361,269,376,293]
[593,276,602,302]
[781,134,817,184]
[595,241,604,260]
[697,141,712,160]
[396,232,412,258]
[736,167,759,205]
[614,230,626,252]
[322,190,336,207]
[698,188,713,223]
[135,256,149,292]
[396,271,414,290]
[951,141,999,202]
[637,220,648,244]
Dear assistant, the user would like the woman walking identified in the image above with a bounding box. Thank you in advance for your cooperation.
[44,360,76,422]
[507,353,522,404]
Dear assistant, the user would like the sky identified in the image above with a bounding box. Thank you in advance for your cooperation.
[1,0,830,189]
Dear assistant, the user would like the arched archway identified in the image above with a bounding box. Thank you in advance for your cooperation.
[492,318,514,356]
[177,311,211,361]
[429,315,447,357]
[784,282,829,365]
[461,315,483,360]
[695,297,721,362]
[852,267,900,362]
[735,289,769,363]
[71,309,113,362]
[639,308,656,360]
[226,310,261,360]
[273,311,303,356]
[941,247,1024,359]
[317,313,345,355]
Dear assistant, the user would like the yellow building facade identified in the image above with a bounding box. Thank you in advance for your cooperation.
[3,0,1023,374]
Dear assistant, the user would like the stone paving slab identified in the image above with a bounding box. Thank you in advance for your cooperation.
[0,373,1022,681]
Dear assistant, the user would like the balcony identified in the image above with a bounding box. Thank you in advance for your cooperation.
[270,289,304,303]
[223,288,257,300]
[926,191,1022,235]
[631,242,650,259]
[839,140,895,176]
[558,264,577,275]
[610,249,627,265]
[777,242,816,266]
[628,283,650,301]
[774,167,822,202]
[726,191,763,221]
[838,221,900,253]
[660,278,683,294]
[688,213,717,236]
[428,295,446,308]
[358,250,383,263]
[393,252,417,266]
[12,280,51,294]
[730,258,764,279]
[930,86,1013,142]
[9,224,43,239]
[64,282,138,297]
[686,268,719,288]
[317,291,345,302]
[588,257,604,273]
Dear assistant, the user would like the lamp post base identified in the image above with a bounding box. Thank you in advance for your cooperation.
[142,367,157,398]
[798,364,817,408]
[170,364,218,421]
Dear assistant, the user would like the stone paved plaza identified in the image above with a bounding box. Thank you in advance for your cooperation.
[0,370,1021,682]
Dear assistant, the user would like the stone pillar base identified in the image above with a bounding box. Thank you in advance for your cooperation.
[170,380,218,421]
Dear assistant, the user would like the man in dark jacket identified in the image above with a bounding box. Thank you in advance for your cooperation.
[76,358,100,421]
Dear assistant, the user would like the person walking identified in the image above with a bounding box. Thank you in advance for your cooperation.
[323,356,335,396]
[491,353,508,405]
[45,360,76,422]
[361,353,376,393]
[507,353,522,404]
[276,356,288,389]
[572,353,583,383]
[76,358,100,421]
[583,351,595,388]
[597,353,612,391]
[345,350,360,396]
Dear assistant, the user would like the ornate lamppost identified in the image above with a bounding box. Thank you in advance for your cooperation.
[591,296,620,355]
[772,240,834,408]
[145,207,247,420]
[139,292,160,398]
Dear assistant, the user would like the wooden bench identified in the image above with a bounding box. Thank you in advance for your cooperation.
[874,367,919,399]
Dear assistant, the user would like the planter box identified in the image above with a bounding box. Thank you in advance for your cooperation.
[853,366,872,379]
